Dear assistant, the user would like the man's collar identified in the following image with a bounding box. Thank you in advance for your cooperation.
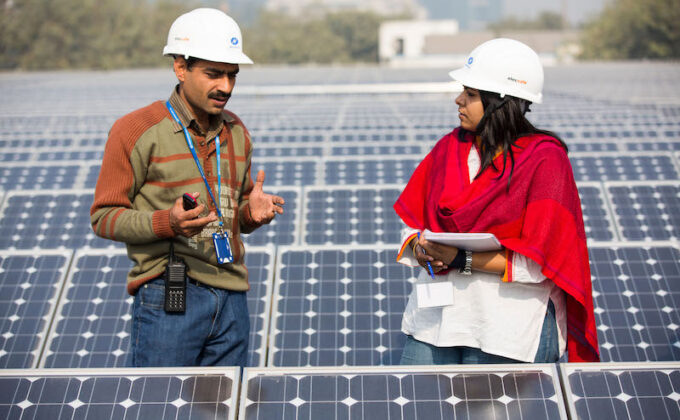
[168,86,232,137]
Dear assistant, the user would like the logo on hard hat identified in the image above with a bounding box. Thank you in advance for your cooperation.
[465,57,474,68]
[230,37,239,46]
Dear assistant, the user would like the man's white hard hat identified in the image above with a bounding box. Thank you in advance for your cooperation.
[163,8,253,65]
[449,38,543,103]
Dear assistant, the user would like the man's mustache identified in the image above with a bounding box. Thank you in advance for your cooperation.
[208,92,231,101]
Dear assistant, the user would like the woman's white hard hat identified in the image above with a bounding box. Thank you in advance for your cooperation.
[449,38,543,103]
[163,8,253,65]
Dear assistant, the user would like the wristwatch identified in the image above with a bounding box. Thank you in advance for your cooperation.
[459,250,473,275]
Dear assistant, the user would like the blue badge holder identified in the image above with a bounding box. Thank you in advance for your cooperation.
[213,232,233,264]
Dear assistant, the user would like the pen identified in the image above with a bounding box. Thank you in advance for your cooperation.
[417,232,436,280]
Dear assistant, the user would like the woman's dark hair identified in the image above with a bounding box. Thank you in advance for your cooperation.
[459,90,568,188]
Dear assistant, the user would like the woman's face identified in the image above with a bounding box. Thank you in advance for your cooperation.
[455,87,484,132]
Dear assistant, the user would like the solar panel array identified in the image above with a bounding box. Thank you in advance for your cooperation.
[1,62,680,419]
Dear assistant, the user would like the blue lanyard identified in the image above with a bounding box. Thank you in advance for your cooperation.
[165,101,223,229]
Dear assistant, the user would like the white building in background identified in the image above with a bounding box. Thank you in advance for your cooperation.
[265,0,426,18]
[379,20,459,68]
[380,19,581,68]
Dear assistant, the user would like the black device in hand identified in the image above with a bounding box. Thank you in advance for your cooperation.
[182,193,197,211]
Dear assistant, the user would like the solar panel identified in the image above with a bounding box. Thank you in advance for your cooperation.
[570,153,680,182]
[242,187,302,246]
[0,189,118,250]
[42,246,276,368]
[567,142,619,153]
[251,157,319,186]
[253,145,324,158]
[0,162,87,192]
[577,182,618,242]
[0,250,72,369]
[37,148,103,161]
[0,367,239,420]
[561,362,680,420]
[302,185,403,245]
[605,181,680,241]
[324,156,418,185]
[240,365,567,420]
[330,143,424,156]
[269,246,416,366]
[589,243,680,362]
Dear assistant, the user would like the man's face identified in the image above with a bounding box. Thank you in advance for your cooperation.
[174,57,239,122]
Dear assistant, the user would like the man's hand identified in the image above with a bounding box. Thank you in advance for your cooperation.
[169,192,218,237]
[248,170,285,225]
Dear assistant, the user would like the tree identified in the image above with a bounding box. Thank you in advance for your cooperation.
[580,0,680,59]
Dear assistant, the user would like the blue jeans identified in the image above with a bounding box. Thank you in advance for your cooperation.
[400,300,560,364]
[130,276,249,367]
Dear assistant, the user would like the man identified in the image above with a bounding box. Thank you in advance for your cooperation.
[91,8,284,367]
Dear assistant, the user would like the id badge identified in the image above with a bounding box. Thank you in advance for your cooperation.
[213,232,233,264]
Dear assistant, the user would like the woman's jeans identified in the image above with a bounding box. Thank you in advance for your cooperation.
[130,276,249,367]
[400,300,560,365]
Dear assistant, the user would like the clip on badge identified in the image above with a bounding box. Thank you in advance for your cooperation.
[213,232,233,264]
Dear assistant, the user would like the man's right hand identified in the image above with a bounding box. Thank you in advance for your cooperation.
[169,192,218,237]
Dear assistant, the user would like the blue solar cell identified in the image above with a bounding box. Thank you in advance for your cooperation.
[0,368,239,420]
[0,152,32,162]
[242,366,566,420]
[253,146,324,158]
[242,188,300,246]
[324,158,419,185]
[578,183,617,242]
[0,164,82,191]
[589,245,680,362]
[251,159,318,186]
[331,144,423,156]
[571,155,679,182]
[607,183,680,241]
[0,191,117,250]
[42,247,275,368]
[0,251,71,368]
[303,187,403,245]
[563,363,680,420]
[270,247,416,366]
[38,150,103,161]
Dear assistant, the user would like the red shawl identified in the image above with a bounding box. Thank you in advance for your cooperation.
[394,128,600,362]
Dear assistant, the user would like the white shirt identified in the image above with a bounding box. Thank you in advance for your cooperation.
[398,146,567,362]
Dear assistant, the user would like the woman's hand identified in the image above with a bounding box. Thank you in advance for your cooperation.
[412,235,459,273]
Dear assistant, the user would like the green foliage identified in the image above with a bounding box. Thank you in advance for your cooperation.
[0,0,192,70]
[244,9,392,64]
[580,0,680,59]
[488,11,565,32]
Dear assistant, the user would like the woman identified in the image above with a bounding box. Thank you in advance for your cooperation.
[394,38,599,364]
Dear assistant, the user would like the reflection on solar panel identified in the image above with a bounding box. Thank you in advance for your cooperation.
[270,246,416,366]
[570,154,680,181]
[606,181,680,241]
[242,187,301,246]
[42,247,275,368]
[589,243,680,362]
[251,158,319,186]
[577,182,618,242]
[241,365,567,420]
[561,362,680,420]
[0,190,118,250]
[324,157,418,185]
[0,367,239,420]
[0,250,71,369]
[303,185,403,245]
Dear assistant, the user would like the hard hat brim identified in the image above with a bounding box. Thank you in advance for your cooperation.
[449,67,542,104]
[163,46,254,65]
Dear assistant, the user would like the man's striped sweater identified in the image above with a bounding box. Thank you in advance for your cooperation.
[91,89,260,294]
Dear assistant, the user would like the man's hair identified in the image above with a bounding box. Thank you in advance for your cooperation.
[173,55,199,70]
[460,90,568,189]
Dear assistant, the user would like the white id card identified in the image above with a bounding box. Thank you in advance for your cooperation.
[416,282,454,308]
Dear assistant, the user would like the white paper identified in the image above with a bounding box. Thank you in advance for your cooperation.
[422,229,502,252]
[416,282,454,308]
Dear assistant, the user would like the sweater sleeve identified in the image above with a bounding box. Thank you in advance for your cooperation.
[90,111,176,244]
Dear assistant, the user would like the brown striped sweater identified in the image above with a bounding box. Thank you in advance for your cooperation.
[91,88,260,294]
